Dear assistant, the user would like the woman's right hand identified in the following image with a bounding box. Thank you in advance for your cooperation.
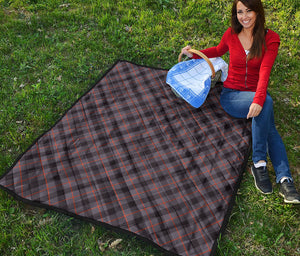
[181,45,193,58]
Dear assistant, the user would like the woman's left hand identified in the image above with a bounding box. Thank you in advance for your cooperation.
[247,103,262,119]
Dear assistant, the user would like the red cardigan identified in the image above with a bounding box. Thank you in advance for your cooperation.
[192,27,280,107]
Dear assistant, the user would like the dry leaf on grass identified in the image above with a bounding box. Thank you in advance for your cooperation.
[109,239,123,249]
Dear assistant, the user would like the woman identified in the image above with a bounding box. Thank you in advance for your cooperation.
[181,0,299,204]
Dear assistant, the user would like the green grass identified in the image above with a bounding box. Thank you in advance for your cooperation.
[0,0,299,255]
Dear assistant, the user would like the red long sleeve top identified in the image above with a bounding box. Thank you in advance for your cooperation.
[192,27,280,107]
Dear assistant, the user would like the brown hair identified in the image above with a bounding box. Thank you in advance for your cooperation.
[231,0,266,59]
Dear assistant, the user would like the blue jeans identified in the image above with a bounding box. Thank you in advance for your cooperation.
[220,87,292,183]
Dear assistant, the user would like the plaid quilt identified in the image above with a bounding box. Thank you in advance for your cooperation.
[0,61,251,256]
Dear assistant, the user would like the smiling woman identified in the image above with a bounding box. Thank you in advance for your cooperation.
[181,0,300,204]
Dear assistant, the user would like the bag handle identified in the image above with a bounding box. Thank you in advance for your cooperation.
[178,49,216,78]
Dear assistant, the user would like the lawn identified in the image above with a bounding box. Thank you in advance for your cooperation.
[0,0,299,255]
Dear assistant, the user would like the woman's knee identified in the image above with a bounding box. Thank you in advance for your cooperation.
[262,95,274,112]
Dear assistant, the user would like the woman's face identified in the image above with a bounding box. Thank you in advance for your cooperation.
[236,1,257,30]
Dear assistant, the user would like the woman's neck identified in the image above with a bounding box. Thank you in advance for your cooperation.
[238,28,254,51]
[241,27,254,38]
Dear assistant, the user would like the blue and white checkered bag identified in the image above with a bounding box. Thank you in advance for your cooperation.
[167,57,228,108]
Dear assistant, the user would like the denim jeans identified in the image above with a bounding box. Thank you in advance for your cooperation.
[220,87,292,183]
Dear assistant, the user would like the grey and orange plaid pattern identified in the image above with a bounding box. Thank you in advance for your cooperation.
[0,61,251,256]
